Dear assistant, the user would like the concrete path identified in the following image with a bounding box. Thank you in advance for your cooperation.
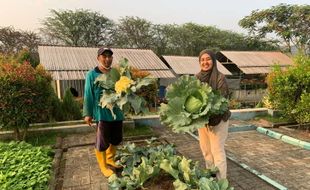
[226,130,310,190]
[54,123,309,190]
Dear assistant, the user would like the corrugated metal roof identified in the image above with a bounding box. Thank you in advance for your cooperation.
[49,71,88,80]
[147,70,176,78]
[239,66,289,74]
[39,46,175,79]
[162,55,232,75]
[220,51,293,67]
[49,69,175,80]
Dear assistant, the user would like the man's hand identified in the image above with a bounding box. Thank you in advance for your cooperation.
[84,116,93,127]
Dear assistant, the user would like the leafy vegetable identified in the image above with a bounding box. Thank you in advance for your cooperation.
[185,95,203,113]
[108,138,233,190]
[95,58,156,118]
[159,75,229,133]
[0,141,53,190]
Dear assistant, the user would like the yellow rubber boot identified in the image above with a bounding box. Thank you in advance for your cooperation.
[94,149,114,177]
[106,145,122,169]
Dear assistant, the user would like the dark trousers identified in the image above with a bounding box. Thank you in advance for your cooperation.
[95,120,123,151]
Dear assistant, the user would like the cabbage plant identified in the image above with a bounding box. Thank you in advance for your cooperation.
[95,58,156,118]
[159,75,228,133]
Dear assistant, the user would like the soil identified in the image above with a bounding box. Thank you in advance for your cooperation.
[140,172,175,190]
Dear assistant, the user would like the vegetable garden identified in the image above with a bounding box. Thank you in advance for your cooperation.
[0,52,309,189]
[109,138,233,190]
[0,141,53,190]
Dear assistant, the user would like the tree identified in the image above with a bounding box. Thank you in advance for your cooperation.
[40,9,114,46]
[113,16,154,48]
[0,26,41,67]
[0,62,55,140]
[151,24,176,55]
[0,26,40,53]
[244,37,279,51]
[158,23,278,56]
[0,26,23,53]
[181,23,217,55]
[167,24,193,55]
[239,4,310,54]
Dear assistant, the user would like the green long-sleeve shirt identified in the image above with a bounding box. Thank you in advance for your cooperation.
[83,67,124,121]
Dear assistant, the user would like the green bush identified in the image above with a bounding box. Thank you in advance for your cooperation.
[293,93,310,124]
[48,89,82,122]
[62,88,82,120]
[16,48,39,68]
[266,54,310,125]
[0,141,53,190]
[48,93,66,121]
[0,62,55,140]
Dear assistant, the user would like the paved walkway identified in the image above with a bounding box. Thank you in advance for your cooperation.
[54,123,309,190]
[226,130,310,190]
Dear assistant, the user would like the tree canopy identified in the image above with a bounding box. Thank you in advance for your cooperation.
[239,4,310,54]
[40,9,114,46]
[0,26,40,54]
[112,16,154,49]
[0,8,282,58]
[0,26,40,67]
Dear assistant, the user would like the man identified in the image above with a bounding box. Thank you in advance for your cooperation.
[83,47,124,177]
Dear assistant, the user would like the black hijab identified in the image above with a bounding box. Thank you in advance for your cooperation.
[196,50,229,98]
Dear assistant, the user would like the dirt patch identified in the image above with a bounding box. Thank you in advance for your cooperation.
[141,172,175,190]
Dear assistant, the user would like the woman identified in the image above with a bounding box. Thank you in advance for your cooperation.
[196,49,231,179]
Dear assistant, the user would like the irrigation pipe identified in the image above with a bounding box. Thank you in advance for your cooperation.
[256,127,310,150]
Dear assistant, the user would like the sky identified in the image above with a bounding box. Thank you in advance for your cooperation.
[0,0,309,34]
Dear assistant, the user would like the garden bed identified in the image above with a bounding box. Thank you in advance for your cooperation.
[0,141,53,190]
[110,138,232,190]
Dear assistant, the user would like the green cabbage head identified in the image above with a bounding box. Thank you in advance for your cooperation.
[159,75,228,133]
[185,95,202,113]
